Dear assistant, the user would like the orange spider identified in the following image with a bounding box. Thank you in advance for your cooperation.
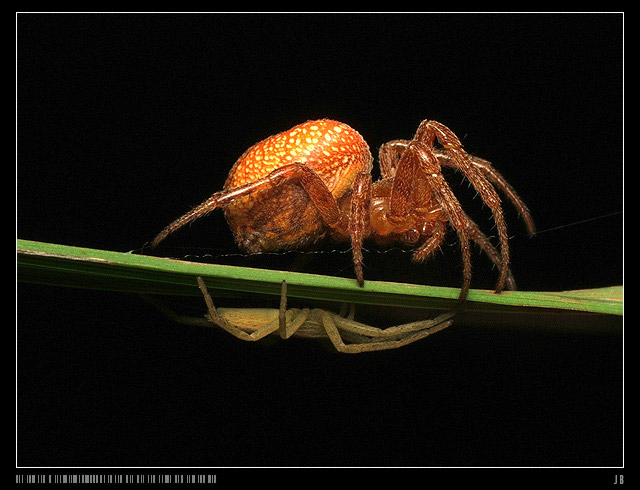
[151,119,535,302]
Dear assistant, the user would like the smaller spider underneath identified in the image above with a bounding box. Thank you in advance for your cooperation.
[143,277,456,354]
[152,119,535,302]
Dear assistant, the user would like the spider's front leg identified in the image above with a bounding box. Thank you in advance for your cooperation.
[378,139,410,179]
[383,136,473,302]
[414,121,510,293]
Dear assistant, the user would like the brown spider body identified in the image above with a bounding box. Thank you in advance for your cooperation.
[152,119,535,303]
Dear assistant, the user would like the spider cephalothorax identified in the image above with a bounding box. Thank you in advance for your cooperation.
[152,119,535,302]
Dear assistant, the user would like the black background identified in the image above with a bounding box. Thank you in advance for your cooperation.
[17,13,623,475]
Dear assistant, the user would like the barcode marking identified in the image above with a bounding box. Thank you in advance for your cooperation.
[16,474,217,484]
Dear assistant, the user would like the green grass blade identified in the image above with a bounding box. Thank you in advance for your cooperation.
[17,239,622,316]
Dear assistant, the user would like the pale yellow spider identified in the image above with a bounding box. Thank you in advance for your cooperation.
[149,276,454,354]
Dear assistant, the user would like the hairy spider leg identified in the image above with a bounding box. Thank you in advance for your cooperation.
[378,140,409,179]
[411,219,447,261]
[152,162,350,248]
[385,138,473,302]
[346,171,373,285]
[433,151,536,236]
[414,120,510,293]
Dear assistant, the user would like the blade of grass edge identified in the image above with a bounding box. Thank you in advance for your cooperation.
[17,239,622,316]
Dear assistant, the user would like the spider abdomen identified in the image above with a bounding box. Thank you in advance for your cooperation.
[223,119,372,251]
